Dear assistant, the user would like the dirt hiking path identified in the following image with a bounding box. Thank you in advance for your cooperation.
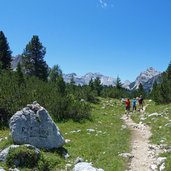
[122,106,162,171]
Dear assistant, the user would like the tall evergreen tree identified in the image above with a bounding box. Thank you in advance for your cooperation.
[22,35,48,81]
[94,77,102,96]
[116,76,122,89]
[0,31,12,70]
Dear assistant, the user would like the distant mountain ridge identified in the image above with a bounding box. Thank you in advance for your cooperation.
[11,56,161,91]
[63,72,116,86]
[63,67,161,91]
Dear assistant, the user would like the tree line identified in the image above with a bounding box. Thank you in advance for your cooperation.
[150,62,171,104]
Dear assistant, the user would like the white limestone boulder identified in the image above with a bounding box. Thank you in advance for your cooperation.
[9,102,65,150]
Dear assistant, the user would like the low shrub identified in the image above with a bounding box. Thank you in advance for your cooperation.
[6,146,40,168]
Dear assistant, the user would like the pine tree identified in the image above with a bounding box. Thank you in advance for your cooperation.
[94,77,102,96]
[160,72,171,103]
[151,81,160,103]
[138,83,146,97]
[56,75,66,96]
[166,61,171,80]
[16,62,25,87]
[116,76,122,89]
[70,75,75,85]
[22,35,48,81]
[89,78,94,90]
[49,65,62,82]
[0,31,12,70]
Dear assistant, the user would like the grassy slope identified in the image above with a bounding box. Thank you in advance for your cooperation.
[131,100,171,171]
[59,98,131,170]
[0,98,131,170]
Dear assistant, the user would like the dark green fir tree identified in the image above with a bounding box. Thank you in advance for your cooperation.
[22,35,48,81]
[0,31,12,70]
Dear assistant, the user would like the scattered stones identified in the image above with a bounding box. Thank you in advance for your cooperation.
[160,140,165,143]
[148,145,159,151]
[65,163,72,170]
[156,157,166,166]
[150,164,158,170]
[164,123,171,127]
[159,163,165,171]
[140,117,147,121]
[148,113,161,117]
[70,130,81,134]
[9,168,20,171]
[74,157,84,164]
[87,129,95,132]
[65,139,71,143]
[9,102,65,150]
[119,153,134,159]
[133,122,146,131]
[121,125,127,129]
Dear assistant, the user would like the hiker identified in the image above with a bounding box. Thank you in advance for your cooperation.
[138,95,144,111]
[125,98,131,117]
[132,98,137,112]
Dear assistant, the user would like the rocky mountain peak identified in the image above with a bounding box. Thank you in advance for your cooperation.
[131,67,161,90]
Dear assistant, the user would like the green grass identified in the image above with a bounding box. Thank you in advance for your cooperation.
[0,98,131,170]
[0,129,13,150]
[58,98,131,170]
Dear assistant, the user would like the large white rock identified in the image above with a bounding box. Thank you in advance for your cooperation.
[9,102,65,149]
[73,162,104,171]
[0,168,5,171]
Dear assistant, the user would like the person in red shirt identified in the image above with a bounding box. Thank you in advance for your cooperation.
[125,98,131,117]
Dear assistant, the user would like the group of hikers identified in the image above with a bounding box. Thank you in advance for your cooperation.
[121,95,144,117]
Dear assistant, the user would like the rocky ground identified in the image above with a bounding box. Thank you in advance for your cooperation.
[122,106,166,171]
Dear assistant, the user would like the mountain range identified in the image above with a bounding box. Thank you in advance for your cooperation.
[11,56,161,91]
[63,67,161,91]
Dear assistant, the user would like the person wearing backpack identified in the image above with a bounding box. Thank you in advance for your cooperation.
[132,98,137,112]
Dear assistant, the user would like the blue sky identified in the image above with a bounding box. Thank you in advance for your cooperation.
[0,0,171,81]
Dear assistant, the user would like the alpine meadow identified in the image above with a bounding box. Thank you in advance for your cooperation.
[0,29,171,170]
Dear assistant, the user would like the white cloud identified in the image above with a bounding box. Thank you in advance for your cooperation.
[99,0,108,8]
